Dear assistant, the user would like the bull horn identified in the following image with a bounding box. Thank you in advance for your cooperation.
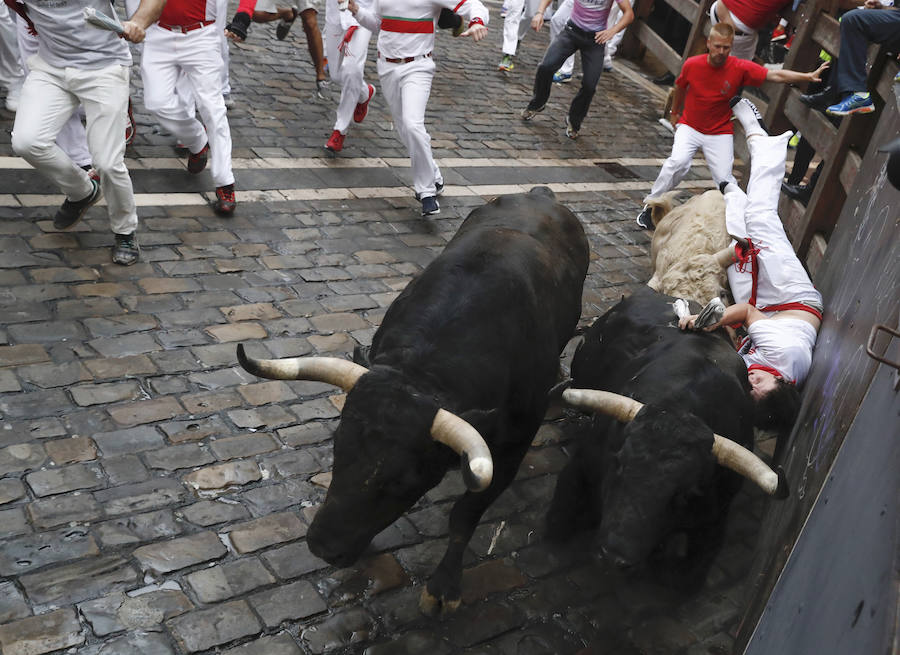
[561,388,787,498]
[237,344,368,391]
[715,246,736,268]
[431,409,493,492]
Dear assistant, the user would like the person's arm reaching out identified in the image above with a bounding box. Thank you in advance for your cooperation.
[679,302,767,331]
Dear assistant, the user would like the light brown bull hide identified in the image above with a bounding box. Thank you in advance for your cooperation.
[646,189,731,305]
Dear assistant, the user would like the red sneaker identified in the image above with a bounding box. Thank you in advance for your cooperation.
[187,143,209,174]
[212,184,236,215]
[125,98,136,146]
[325,130,345,153]
[353,84,376,123]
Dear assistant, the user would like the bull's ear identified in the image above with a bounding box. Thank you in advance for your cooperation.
[458,409,499,438]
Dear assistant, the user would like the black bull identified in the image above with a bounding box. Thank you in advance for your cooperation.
[549,287,763,586]
[238,187,589,613]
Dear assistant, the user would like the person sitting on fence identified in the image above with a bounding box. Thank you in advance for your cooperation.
[824,0,900,116]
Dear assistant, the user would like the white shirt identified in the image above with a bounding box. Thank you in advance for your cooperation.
[740,318,817,385]
[354,0,488,59]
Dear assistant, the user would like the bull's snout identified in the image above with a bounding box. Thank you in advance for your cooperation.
[307,517,368,568]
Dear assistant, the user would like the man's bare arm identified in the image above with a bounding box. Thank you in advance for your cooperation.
[122,0,166,42]
[767,61,829,85]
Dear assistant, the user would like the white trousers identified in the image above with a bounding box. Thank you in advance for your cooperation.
[645,123,736,200]
[726,132,822,308]
[325,22,372,134]
[603,0,633,65]
[502,0,541,55]
[378,56,442,198]
[15,16,91,167]
[549,0,574,75]
[11,55,137,234]
[216,0,231,94]
[141,24,234,187]
[710,2,757,61]
[0,5,24,92]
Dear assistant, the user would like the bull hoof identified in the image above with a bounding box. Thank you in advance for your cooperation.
[419,587,461,617]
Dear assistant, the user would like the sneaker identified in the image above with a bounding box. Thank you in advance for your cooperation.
[729,96,768,136]
[353,84,376,123]
[212,184,236,215]
[112,232,140,266]
[826,92,875,116]
[187,143,209,174]
[770,24,787,41]
[635,206,654,230]
[602,60,613,72]
[521,105,544,121]
[421,195,440,216]
[565,115,578,140]
[276,7,298,40]
[53,178,101,230]
[125,98,136,145]
[498,54,514,72]
[553,71,572,84]
[223,93,235,110]
[325,130,345,153]
[895,70,900,84]
[799,87,838,110]
[316,79,331,100]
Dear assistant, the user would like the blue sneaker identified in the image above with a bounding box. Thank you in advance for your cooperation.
[895,70,900,83]
[552,71,572,84]
[421,196,440,216]
[826,92,874,116]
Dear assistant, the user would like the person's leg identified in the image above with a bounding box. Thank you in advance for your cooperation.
[526,25,579,112]
[568,36,604,132]
[181,27,235,189]
[141,30,207,155]
[74,62,137,236]
[398,58,438,199]
[501,0,526,57]
[603,2,622,67]
[699,132,737,188]
[0,5,24,108]
[216,0,232,96]
[834,8,900,96]
[300,7,327,82]
[333,27,372,134]
[550,0,574,78]
[644,124,701,200]
[11,61,90,202]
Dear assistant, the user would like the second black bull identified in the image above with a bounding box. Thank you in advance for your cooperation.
[237,187,589,614]
[551,287,788,587]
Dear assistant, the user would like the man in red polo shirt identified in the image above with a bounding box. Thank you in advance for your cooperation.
[635,22,827,229]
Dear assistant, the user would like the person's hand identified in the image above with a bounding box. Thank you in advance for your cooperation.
[808,60,829,82]
[679,314,697,330]
[531,13,544,31]
[594,28,615,44]
[668,110,680,127]
[120,20,145,43]
[225,11,251,41]
[460,23,487,41]
[863,0,882,8]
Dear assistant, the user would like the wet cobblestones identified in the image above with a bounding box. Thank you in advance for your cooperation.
[0,2,768,652]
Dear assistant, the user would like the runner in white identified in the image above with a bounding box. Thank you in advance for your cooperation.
[348,0,488,216]
[680,99,823,429]
[323,0,374,153]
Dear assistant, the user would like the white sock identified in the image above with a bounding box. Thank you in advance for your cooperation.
[732,98,766,139]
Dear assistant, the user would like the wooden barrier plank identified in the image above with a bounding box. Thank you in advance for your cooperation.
[665,0,700,24]
[810,13,840,57]
[635,20,683,74]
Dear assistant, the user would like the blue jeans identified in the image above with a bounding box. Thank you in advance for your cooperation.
[526,20,606,131]
[836,7,900,95]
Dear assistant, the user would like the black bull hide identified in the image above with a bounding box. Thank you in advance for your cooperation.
[305,188,589,613]
[549,286,754,587]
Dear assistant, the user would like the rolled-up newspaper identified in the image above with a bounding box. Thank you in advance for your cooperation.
[83,7,124,34]
[338,0,349,9]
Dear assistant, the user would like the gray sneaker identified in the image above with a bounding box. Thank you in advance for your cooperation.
[520,105,544,121]
[112,232,140,266]
[565,115,578,140]
[53,178,101,230]
[635,206,654,230]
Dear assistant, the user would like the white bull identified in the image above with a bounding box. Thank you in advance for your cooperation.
[645,189,735,306]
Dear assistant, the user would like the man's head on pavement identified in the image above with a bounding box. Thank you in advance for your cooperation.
[707,23,734,67]
[749,369,800,431]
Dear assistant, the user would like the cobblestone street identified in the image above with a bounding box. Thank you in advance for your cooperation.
[0,5,769,653]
